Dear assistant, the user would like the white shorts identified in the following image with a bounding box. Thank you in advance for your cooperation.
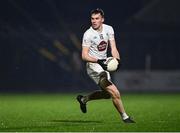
[86,62,111,84]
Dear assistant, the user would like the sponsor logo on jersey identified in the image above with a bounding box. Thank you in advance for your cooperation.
[97,41,107,51]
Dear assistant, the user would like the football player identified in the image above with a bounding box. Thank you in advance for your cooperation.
[77,8,135,123]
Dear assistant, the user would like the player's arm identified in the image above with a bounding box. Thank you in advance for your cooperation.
[82,33,107,69]
[109,39,120,60]
[82,46,107,69]
[82,46,97,63]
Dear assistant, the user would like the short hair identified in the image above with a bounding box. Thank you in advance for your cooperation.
[90,8,104,18]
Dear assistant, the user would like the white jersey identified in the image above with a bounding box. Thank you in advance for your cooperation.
[82,24,115,59]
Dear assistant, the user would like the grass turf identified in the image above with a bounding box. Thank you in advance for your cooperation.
[0,93,180,132]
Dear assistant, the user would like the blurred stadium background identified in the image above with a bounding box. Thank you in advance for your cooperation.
[0,0,180,93]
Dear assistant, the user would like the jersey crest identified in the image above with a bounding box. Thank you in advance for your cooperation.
[99,34,104,39]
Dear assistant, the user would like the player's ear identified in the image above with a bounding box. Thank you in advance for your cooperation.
[102,17,104,23]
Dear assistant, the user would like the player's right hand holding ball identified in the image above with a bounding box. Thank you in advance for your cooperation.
[97,59,107,70]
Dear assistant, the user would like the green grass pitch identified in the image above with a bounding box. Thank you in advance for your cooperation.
[0,93,180,132]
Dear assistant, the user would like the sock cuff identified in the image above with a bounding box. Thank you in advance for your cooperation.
[121,112,129,120]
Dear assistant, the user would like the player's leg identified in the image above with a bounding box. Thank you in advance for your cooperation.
[98,72,125,114]
[106,84,125,113]
[98,72,135,123]
[77,63,107,113]
[82,90,110,102]
[76,90,110,113]
[88,90,111,100]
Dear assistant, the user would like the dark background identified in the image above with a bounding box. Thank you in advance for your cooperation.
[0,0,180,92]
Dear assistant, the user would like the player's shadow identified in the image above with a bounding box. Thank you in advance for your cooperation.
[0,120,103,131]
[50,119,102,124]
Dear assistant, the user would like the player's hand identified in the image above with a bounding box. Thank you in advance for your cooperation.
[97,59,107,70]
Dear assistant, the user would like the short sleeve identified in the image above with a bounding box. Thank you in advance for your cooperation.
[82,32,91,47]
[108,26,115,41]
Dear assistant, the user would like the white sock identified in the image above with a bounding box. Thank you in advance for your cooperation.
[121,112,129,120]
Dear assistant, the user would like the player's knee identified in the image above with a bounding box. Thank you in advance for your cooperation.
[98,72,112,89]
[111,90,120,99]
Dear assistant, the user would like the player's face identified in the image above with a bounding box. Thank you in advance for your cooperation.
[91,13,104,30]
